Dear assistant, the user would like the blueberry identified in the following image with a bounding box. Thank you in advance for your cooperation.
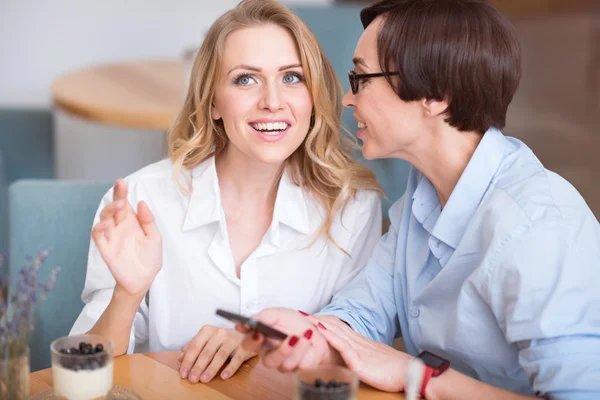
[59,348,68,354]
[95,343,104,353]
[314,378,324,388]
[328,379,338,388]
[87,359,100,370]
[98,353,107,367]
[69,347,79,355]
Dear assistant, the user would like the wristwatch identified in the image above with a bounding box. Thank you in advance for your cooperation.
[417,351,450,397]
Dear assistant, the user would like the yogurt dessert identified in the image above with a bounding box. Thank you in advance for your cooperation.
[51,334,114,400]
[294,366,358,400]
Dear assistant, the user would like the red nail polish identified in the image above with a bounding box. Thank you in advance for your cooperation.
[289,336,299,347]
[304,329,313,340]
[299,310,309,316]
[317,322,326,330]
[252,332,260,340]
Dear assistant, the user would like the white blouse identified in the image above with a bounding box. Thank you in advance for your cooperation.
[70,157,382,353]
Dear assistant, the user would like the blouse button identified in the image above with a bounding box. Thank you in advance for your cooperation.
[410,308,420,318]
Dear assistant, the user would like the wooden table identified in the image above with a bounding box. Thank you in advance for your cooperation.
[29,352,404,399]
[52,60,184,130]
[51,60,184,180]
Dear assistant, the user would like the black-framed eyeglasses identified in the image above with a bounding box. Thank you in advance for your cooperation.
[348,70,401,94]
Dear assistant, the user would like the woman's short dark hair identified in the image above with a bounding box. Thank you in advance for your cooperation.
[360,0,521,133]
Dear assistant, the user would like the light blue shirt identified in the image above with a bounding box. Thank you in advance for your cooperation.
[320,128,600,399]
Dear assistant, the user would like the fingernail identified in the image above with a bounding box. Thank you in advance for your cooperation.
[221,371,231,380]
[189,373,198,382]
[200,373,211,382]
[252,331,261,340]
[317,322,327,330]
[180,368,189,379]
[304,329,313,340]
[299,310,309,316]
[289,335,299,347]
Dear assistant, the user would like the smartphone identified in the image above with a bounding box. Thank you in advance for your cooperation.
[215,309,288,341]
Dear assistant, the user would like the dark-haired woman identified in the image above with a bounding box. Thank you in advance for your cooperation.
[239,0,600,399]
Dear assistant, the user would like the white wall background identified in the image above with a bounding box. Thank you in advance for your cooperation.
[0,0,331,107]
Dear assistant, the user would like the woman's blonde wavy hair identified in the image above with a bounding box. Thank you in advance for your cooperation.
[168,0,382,247]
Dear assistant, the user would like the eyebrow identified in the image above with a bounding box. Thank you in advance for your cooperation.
[352,57,369,70]
[228,63,302,74]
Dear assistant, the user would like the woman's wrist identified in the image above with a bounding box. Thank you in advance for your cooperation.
[113,284,147,305]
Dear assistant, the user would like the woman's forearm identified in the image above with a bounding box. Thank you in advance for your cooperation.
[87,286,144,356]
[426,368,538,400]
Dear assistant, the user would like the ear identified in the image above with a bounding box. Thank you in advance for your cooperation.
[211,103,222,120]
[421,98,448,118]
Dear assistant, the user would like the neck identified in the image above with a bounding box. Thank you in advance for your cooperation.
[215,145,283,205]
[402,125,482,209]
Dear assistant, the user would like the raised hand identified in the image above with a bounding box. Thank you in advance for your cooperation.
[178,326,256,383]
[91,179,162,297]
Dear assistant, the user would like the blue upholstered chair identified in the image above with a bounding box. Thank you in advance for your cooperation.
[292,6,411,218]
[0,109,55,256]
[0,151,7,256]
[8,180,111,371]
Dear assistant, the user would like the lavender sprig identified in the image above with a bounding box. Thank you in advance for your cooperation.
[0,250,60,359]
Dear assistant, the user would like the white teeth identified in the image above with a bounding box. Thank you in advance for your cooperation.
[250,121,289,133]
[358,122,366,129]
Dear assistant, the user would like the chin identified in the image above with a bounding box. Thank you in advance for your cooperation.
[361,144,380,161]
[253,148,295,165]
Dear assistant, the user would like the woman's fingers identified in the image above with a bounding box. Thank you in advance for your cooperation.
[188,334,227,383]
[112,179,129,225]
[279,333,311,372]
[99,201,123,221]
[319,326,360,370]
[137,201,160,239]
[261,334,297,370]
[221,349,254,380]
[179,330,212,379]
[177,344,189,362]
[240,331,264,354]
[91,219,115,252]
[198,340,238,382]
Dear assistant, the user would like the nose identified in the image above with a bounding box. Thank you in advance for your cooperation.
[342,88,355,109]
[259,81,284,112]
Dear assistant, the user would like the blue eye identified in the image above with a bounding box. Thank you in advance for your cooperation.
[283,73,303,84]
[234,74,256,86]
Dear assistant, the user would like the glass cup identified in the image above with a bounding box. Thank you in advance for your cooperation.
[50,334,114,400]
[294,365,359,400]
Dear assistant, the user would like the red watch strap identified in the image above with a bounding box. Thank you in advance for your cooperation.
[420,365,435,398]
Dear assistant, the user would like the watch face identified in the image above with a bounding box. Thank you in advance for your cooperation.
[418,351,449,369]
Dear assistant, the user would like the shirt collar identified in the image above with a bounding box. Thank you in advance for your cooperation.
[181,156,310,236]
[414,128,511,249]
[272,170,311,236]
[182,156,222,232]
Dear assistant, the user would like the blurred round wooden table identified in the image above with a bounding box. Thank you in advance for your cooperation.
[29,352,404,399]
[50,60,185,181]
[52,60,185,130]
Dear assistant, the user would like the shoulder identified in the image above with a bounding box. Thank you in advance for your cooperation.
[98,158,181,205]
[123,158,176,188]
[346,189,381,216]
[478,137,595,247]
[480,140,599,306]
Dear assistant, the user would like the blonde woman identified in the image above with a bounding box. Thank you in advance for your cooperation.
[70,0,382,386]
